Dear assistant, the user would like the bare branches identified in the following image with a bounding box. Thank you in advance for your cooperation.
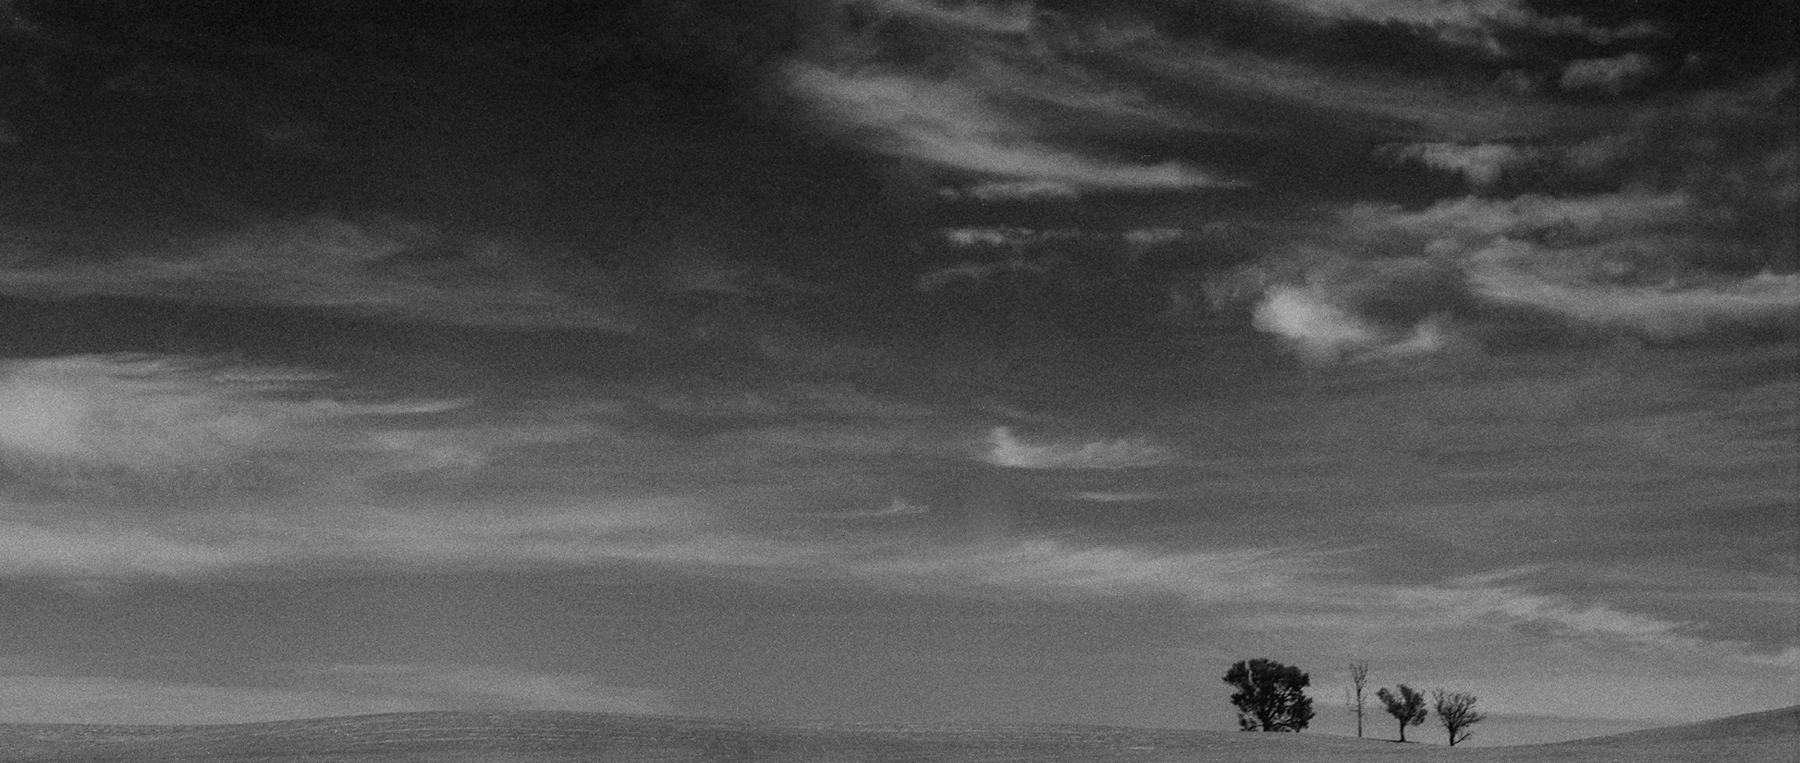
[1433,689,1486,747]
[1345,662,1370,738]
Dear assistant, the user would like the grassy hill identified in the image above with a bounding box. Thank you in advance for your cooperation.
[0,706,1792,762]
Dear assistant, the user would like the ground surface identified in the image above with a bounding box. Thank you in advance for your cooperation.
[0,706,1792,762]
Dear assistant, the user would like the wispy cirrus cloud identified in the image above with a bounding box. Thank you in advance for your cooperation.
[1259,0,1660,49]
[1470,269,1800,338]
[0,664,663,724]
[981,426,1173,470]
[305,664,668,713]
[1378,141,1543,188]
[847,0,1038,36]
[0,675,423,725]
[785,1,1239,194]
[0,216,635,331]
[0,354,581,499]
[1560,52,1661,94]
[786,65,1229,192]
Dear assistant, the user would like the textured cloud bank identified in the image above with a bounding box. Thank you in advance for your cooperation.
[1238,68,1796,359]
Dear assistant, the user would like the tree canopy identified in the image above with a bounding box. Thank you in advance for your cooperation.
[1376,684,1428,742]
[1223,658,1315,732]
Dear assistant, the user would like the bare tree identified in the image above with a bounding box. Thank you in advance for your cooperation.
[1432,689,1486,747]
[1345,662,1370,738]
[1376,684,1428,742]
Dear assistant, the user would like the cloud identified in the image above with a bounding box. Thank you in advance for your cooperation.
[1104,24,1596,141]
[1251,284,1456,363]
[0,676,424,724]
[1261,0,1660,49]
[0,665,665,724]
[0,355,286,488]
[982,426,1173,470]
[936,179,1079,200]
[940,226,1079,248]
[1069,491,1164,503]
[786,65,1228,191]
[1343,192,1697,246]
[0,216,635,331]
[850,539,1322,601]
[1560,52,1661,94]
[0,354,543,498]
[1379,141,1541,188]
[308,664,667,713]
[1470,269,1800,338]
[916,258,1051,291]
[849,0,1038,36]
[0,520,251,578]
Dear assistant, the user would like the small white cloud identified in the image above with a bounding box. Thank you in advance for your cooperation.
[982,427,1173,470]
[940,226,1071,247]
[1122,227,1191,247]
[1251,285,1451,363]
[1560,52,1660,94]
[1381,142,1537,188]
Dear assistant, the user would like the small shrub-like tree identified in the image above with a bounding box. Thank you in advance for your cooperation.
[1433,689,1485,747]
[1376,684,1428,742]
[1222,658,1315,732]
[1345,662,1370,738]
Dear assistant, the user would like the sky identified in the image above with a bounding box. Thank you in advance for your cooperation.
[0,0,1794,748]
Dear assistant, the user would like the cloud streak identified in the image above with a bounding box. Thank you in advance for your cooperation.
[786,65,1229,191]
[0,354,569,499]
[0,216,635,331]
[982,427,1173,470]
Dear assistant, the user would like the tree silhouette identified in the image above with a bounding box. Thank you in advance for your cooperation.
[1345,662,1370,738]
[1376,684,1428,742]
[1222,658,1315,732]
[1433,689,1486,747]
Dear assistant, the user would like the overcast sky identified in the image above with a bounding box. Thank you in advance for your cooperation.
[0,0,1794,747]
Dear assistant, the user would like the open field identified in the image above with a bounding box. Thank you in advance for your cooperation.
[0,706,1792,763]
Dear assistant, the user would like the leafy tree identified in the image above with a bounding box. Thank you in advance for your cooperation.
[1222,658,1315,732]
[1376,684,1428,742]
[1345,662,1370,738]
[1432,689,1486,747]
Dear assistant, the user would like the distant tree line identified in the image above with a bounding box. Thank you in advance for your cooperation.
[1223,659,1485,746]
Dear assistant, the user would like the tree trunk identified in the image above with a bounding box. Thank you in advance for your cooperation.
[1397,720,1406,743]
